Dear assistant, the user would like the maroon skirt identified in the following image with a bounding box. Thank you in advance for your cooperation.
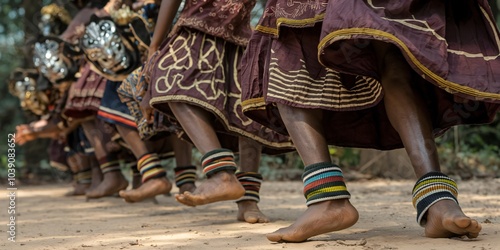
[240,0,500,150]
[63,63,106,119]
[319,0,500,103]
[149,27,293,153]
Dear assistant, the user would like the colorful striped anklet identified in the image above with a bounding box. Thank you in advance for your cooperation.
[99,158,121,174]
[303,162,351,206]
[236,172,263,203]
[412,172,458,226]
[76,168,92,184]
[201,149,237,178]
[138,153,166,183]
[174,165,197,188]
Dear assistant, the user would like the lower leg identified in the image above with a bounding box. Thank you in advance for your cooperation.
[81,120,128,198]
[169,102,244,206]
[374,41,481,238]
[66,153,91,195]
[88,154,103,191]
[265,104,358,242]
[116,125,172,202]
[172,137,196,194]
[129,162,142,189]
[236,137,269,223]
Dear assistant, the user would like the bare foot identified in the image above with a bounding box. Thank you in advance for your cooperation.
[237,200,269,223]
[119,177,172,203]
[179,183,196,194]
[89,167,103,191]
[267,199,358,242]
[424,199,481,238]
[86,171,128,199]
[175,171,245,206]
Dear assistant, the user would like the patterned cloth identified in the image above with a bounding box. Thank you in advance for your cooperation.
[149,27,293,153]
[240,0,500,150]
[320,0,500,103]
[63,63,107,119]
[97,80,137,129]
[118,67,173,140]
[171,0,256,46]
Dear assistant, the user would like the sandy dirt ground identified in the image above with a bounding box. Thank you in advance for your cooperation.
[1,179,499,250]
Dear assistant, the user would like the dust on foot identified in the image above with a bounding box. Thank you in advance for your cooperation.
[85,171,128,199]
[119,177,172,203]
[424,199,482,238]
[178,183,196,194]
[175,171,244,206]
[237,200,269,223]
[266,199,358,242]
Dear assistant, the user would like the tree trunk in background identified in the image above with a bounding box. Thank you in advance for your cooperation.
[358,149,415,179]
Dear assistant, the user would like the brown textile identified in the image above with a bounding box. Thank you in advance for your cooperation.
[63,63,106,119]
[118,67,175,140]
[170,0,256,46]
[240,0,500,150]
[149,28,293,153]
[319,0,500,103]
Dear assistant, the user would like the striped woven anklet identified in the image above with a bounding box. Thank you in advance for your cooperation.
[76,168,92,184]
[201,149,237,178]
[98,157,121,174]
[412,172,458,226]
[174,165,197,188]
[236,172,263,203]
[303,162,351,206]
[138,153,166,183]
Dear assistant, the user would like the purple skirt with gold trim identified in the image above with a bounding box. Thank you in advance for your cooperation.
[149,27,293,153]
[240,0,500,150]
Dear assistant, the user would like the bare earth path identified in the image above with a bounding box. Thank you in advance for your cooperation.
[1,179,499,250]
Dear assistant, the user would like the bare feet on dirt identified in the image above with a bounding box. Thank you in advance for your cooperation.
[266,199,358,242]
[424,199,482,238]
[175,171,244,206]
[119,177,172,203]
[86,171,128,199]
[237,200,269,223]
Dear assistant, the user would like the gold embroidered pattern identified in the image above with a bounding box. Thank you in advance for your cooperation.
[267,55,383,110]
[151,30,293,149]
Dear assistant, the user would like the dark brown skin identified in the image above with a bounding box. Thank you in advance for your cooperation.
[265,41,481,242]
[118,133,196,202]
[116,126,172,202]
[65,154,91,196]
[372,41,480,239]
[236,137,269,223]
[142,0,268,223]
[88,155,103,191]
[170,103,245,206]
[81,120,129,198]
[270,104,359,242]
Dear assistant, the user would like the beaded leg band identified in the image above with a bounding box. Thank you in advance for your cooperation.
[138,153,166,183]
[236,172,263,203]
[174,165,197,188]
[412,172,458,226]
[303,162,351,206]
[98,157,121,174]
[201,149,237,178]
[76,168,92,184]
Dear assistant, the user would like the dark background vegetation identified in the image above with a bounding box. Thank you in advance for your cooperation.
[0,0,499,183]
